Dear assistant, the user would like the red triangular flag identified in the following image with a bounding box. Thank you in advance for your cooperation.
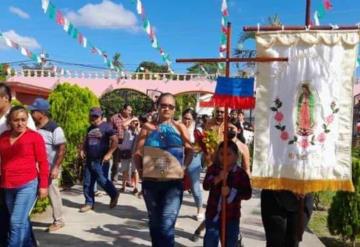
[323,0,333,10]
[56,10,65,25]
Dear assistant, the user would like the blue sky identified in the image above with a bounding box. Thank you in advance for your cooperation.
[0,0,359,74]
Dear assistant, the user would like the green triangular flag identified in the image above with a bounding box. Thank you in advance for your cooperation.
[47,3,56,20]
[72,28,78,39]
[67,24,74,35]
[318,4,326,19]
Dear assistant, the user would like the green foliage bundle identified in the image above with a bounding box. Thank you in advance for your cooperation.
[48,83,99,186]
[328,157,360,246]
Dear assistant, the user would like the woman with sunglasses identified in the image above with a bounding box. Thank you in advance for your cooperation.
[133,93,193,247]
[182,108,204,221]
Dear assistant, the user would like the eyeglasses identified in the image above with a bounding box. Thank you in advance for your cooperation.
[159,104,175,110]
[216,110,225,114]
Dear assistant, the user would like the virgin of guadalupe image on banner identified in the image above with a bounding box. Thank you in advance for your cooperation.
[252,30,359,194]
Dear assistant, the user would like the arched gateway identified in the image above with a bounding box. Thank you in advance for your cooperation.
[6,69,217,97]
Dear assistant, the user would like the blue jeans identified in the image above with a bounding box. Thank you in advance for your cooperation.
[94,162,110,192]
[187,152,203,208]
[204,219,239,247]
[4,179,38,247]
[142,180,183,247]
[83,160,117,206]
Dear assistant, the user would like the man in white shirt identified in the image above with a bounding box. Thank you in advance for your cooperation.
[0,83,36,246]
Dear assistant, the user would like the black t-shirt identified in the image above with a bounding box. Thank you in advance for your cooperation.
[85,122,115,160]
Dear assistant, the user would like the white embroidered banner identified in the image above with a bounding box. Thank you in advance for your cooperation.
[252,31,360,194]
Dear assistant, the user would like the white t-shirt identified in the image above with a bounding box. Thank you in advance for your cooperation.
[0,109,36,135]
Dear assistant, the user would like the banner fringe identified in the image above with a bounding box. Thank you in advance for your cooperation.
[251,177,355,194]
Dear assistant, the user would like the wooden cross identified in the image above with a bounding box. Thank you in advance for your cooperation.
[176,21,288,246]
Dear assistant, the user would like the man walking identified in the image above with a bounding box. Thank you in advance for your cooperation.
[110,104,133,182]
[29,98,67,232]
[80,107,119,212]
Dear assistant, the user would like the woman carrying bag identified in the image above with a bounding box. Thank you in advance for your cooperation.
[133,93,193,247]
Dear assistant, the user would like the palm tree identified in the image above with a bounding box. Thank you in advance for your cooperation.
[112,52,123,72]
[234,14,282,76]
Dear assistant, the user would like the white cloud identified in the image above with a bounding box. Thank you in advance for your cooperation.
[0,30,41,50]
[9,6,30,19]
[66,0,137,30]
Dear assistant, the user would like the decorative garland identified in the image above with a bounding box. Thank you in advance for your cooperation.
[131,0,173,73]
[0,33,41,63]
[218,0,229,71]
[41,0,119,71]
[313,0,333,26]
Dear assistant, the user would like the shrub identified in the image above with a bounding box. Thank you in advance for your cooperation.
[328,157,360,247]
[48,83,99,186]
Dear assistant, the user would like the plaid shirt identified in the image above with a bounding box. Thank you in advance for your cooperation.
[203,163,252,222]
[110,113,132,140]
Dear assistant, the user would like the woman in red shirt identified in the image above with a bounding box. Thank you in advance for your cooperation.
[0,106,49,247]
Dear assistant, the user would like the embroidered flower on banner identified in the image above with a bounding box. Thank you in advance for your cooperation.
[270,99,339,148]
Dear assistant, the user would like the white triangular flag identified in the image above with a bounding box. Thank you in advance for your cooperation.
[136,0,143,15]
[42,0,50,13]
[63,18,70,32]
[82,37,87,48]
[314,11,320,26]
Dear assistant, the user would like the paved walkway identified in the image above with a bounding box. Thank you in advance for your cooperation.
[32,183,324,246]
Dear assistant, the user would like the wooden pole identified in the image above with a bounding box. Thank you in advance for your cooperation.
[305,0,312,27]
[243,25,360,32]
[220,22,231,247]
[176,57,288,63]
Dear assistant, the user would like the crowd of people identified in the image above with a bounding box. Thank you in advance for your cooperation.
[0,83,312,247]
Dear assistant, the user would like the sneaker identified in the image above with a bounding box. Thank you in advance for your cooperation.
[94,191,104,197]
[196,213,204,221]
[79,205,93,213]
[47,222,65,232]
[110,191,120,209]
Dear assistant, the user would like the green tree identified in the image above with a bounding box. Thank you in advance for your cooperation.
[186,63,218,75]
[328,157,360,247]
[175,94,197,118]
[0,64,9,81]
[136,61,169,73]
[48,83,99,186]
[100,89,153,119]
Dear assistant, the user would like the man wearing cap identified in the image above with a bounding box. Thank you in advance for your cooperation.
[29,98,67,232]
[80,107,119,212]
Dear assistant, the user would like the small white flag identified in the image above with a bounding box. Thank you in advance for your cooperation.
[82,37,87,48]
[20,47,28,56]
[42,0,50,13]
[314,11,320,26]
[63,18,70,32]
[136,0,143,15]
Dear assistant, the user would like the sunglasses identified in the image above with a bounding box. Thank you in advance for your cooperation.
[183,117,192,121]
[159,104,175,110]
[216,110,225,114]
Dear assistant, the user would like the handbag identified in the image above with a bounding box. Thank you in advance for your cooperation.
[142,146,184,180]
